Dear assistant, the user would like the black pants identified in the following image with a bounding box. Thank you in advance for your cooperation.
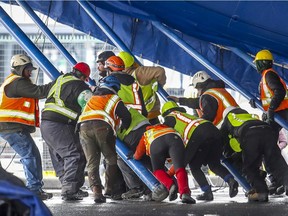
[186,123,231,188]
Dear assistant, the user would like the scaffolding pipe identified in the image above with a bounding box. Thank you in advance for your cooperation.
[151,20,288,130]
[16,0,95,86]
[0,6,61,80]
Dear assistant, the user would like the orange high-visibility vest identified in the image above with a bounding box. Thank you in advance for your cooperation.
[0,74,39,127]
[78,94,121,134]
[260,69,288,111]
[200,88,238,128]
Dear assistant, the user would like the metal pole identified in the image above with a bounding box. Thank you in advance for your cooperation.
[151,20,288,130]
[16,0,96,86]
[0,6,61,80]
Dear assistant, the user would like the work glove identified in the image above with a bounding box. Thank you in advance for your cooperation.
[249,99,257,109]
[126,151,134,160]
[265,108,275,125]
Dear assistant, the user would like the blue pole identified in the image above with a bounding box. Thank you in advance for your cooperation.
[0,6,60,80]
[16,0,96,86]
[151,20,288,130]
[116,139,160,191]
[76,0,142,66]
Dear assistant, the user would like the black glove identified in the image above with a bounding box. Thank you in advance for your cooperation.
[126,151,134,160]
[261,112,267,122]
[249,99,257,108]
[265,108,275,124]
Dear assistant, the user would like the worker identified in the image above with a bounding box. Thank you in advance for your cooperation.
[132,124,196,204]
[161,101,239,201]
[169,70,238,128]
[221,106,288,202]
[118,51,166,124]
[78,75,131,203]
[0,54,53,200]
[105,55,147,117]
[40,62,91,201]
[96,51,115,79]
[252,49,288,194]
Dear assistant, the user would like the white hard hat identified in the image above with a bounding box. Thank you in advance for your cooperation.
[191,71,211,88]
[11,54,33,68]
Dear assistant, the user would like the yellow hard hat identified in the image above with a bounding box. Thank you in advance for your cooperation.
[254,50,273,62]
[161,101,178,116]
[118,51,135,68]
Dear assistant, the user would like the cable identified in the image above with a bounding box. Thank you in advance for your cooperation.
[5,153,17,170]
[0,141,7,156]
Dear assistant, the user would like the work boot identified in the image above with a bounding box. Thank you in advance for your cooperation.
[62,190,84,201]
[275,185,285,195]
[181,194,196,204]
[32,189,53,200]
[168,184,178,201]
[268,182,281,195]
[121,187,144,199]
[247,191,268,202]
[79,189,89,197]
[228,178,239,198]
[92,186,106,203]
[110,193,123,200]
[196,187,213,201]
[152,184,169,202]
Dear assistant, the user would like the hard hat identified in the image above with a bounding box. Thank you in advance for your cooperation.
[222,106,237,118]
[161,101,179,116]
[77,90,92,109]
[73,62,91,78]
[105,56,125,71]
[99,75,121,93]
[191,71,211,88]
[118,51,135,68]
[254,50,273,62]
[11,54,36,76]
[97,51,115,63]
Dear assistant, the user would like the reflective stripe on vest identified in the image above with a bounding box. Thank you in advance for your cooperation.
[44,75,79,120]
[260,69,288,111]
[227,113,259,127]
[118,82,143,112]
[169,111,207,146]
[200,88,238,128]
[78,95,120,133]
[0,74,37,126]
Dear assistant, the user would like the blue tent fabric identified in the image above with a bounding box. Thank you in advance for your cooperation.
[1,1,288,98]
[0,181,52,216]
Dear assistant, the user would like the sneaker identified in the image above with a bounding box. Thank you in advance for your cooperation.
[79,189,89,197]
[121,188,144,199]
[151,184,169,202]
[248,191,268,202]
[228,178,239,198]
[169,184,178,201]
[33,189,53,200]
[62,191,84,201]
[196,190,213,201]
[181,194,196,204]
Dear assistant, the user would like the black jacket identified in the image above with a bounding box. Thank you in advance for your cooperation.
[41,73,90,126]
[179,79,226,122]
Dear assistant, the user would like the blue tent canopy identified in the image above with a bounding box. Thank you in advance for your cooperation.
[2,1,288,98]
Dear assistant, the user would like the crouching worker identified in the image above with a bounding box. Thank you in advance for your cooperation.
[221,106,288,202]
[161,101,239,201]
[132,124,196,204]
[78,76,131,203]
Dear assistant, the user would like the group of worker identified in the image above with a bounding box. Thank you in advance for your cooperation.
[0,49,288,204]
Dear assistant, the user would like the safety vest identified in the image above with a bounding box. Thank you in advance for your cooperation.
[200,88,238,128]
[132,71,158,112]
[143,125,180,156]
[117,107,148,140]
[0,74,39,127]
[260,69,288,111]
[43,75,79,120]
[166,111,208,147]
[226,112,259,152]
[118,82,143,113]
[78,94,121,134]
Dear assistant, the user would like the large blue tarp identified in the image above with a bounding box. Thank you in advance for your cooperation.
[2,1,288,98]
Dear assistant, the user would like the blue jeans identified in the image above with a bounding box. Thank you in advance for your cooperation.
[0,130,43,191]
